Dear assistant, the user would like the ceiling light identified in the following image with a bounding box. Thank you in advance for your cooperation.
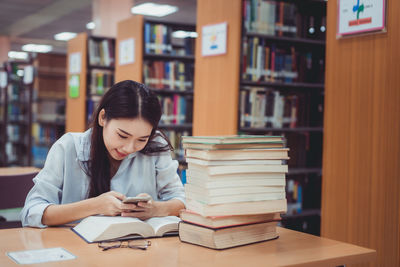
[172,30,198,39]
[131,3,178,17]
[54,32,77,41]
[22,44,52,53]
[8,51,29,60]
[86,21,96,30]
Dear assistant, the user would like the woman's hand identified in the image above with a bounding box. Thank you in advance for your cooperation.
[94,191,130,216]
[121,193,160,220]
[121,193,185,220]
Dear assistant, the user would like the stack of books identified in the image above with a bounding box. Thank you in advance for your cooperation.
[178,135,289,249]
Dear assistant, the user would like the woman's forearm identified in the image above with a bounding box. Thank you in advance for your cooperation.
[156,199,185,217]
[42,198,100,226]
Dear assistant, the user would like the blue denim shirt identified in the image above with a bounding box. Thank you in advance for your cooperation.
[21,129,185,228]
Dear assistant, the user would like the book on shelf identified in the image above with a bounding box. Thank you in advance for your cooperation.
[159,95,192,125]
[31,123,59,145]
[179,220,279,249]
[89,69,114,96]
[242,37,299,83]
[239,87,299,129]
[186,198,287,217]
[86,95,102,123]
[164,130,190,160]
[185,148,289,161]
[286,179,303,215]
[31,145,48,167]
[144,22,195,56]
[180,210,281,229]
[244,0,327,40]
[144,60,194,91]
[144,23,172,55]
[241,36,325,84]
[72,215,180,243]
[88,38,115,67]
[182,135,284,144]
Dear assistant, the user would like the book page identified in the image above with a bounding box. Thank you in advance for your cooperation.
[103,218,154,241]
[73,216,153,242]
[145,216,181,236]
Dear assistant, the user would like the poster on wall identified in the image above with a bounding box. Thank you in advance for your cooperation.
[0,71,7,88]
[23,65,34,85]
[119,38,135,65]
[69,75,80,98]
[69,52,81,74]
[337,0,386,38]
[201,22,227,57]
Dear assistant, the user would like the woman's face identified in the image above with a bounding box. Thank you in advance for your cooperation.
[98,109,153,161]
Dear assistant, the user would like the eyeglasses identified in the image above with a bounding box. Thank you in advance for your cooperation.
[98,240,151,251]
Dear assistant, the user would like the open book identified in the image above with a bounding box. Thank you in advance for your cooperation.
[72,215,181,243]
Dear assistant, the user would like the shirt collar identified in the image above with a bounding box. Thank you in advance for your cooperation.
[76,129,92,162]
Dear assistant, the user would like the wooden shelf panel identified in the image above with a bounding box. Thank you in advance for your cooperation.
[87,65,115,71]
[287,168,322,176]
[240,80,324,89]
[239,127,323,133]
[144,19,195,30]
[34,120,65,127]
[144,53,195,62]
[7,120,30,126]
[193,0,242,135]
[158,123,192,131]
[245,32,325,46]
[149,88,194,95]
[66,32,88,132]
[115,15,143,83]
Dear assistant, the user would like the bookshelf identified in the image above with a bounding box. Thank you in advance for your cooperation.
[238,0,326,235]
[0,65,6,166]
[0,60,34,166]
[116,16,196,161]
[31,53,66,167]
[194,0,326,235]
[66,33,115,132]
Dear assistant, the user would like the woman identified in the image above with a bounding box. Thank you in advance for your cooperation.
[21,80,185,228]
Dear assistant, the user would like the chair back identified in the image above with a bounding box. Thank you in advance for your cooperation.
[0,167,39,210]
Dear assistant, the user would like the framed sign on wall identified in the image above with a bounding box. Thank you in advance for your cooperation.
[337,0,386,38]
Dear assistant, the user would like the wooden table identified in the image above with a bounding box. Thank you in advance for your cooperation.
[0,167,40,176]
[0,226,375,267]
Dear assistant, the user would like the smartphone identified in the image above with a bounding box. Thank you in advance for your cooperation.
[122,196,151,204]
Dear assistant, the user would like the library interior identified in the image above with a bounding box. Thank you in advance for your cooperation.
[0,0,398,266]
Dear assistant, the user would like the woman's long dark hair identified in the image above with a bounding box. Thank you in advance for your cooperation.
[87,80,172,198]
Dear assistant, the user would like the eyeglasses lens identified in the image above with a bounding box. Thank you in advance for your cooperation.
[98,240,151,251]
